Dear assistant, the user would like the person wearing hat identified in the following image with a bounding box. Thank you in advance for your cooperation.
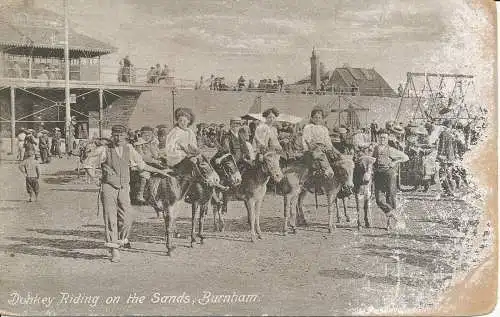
[133,126,161,204]
[372,129,408,222]
[23,129,38,160]
[51,127,62,158]
[221,117,244,162]
[384,121,400,149]
[32,129,41,161]
[332,127,350,154]
[160,107,200,167]
[16,128,27,161]
[352,127,371,152]
[155,124,169,151]
[370,120,378,143]
[38,129,51,164]
[18,150,40,202]
[252,107,282,155]
[436,119,464,197]
[216,123,226,145]
[85,124,171,262]
[300,107,342,182]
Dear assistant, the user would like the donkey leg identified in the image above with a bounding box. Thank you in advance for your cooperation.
[283,195,289,235]
[245,199,257,242]
[199,204,207,245]
[213,203,219,232]
[296,190,308,226]
[255,198,264,240]
[220,196,227,232]
[355,193,362,231]
[364,194,371,228]
[343,197,350,223]
[327,193,336,233]
[289,192,298,234]
[191,203,197,247]
[335,199,341,223]
[163,206,175,256]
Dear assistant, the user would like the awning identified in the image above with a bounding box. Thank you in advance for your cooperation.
[241,113,303,124]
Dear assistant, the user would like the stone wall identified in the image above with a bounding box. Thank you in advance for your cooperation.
[128,88,418,130]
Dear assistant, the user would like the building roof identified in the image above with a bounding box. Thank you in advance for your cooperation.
[0,5,115,57]
[329,67,397,97]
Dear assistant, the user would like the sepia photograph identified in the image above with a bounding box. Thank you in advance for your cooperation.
[0,0,496,315]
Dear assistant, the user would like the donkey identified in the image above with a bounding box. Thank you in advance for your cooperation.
[295,151,355,233]
[332,151,377,230]
[147,155,226,255]
[185,151,241,247]
[352,155,376,230]
[212,151,284,242]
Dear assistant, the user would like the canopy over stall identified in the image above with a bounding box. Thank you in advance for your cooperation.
[241,112,303,124]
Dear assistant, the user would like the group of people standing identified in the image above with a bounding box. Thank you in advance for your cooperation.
[16,127,64,163]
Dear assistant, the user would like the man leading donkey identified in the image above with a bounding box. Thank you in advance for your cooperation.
[85,125,171,263]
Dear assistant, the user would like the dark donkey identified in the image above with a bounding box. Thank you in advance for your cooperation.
[212,151,284,242]
[185,151,241,247]
[147,154,226,255]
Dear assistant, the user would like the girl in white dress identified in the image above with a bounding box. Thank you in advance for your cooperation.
[252,107,282,156]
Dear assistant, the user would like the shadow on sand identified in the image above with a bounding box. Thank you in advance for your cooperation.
[1,236,107,260]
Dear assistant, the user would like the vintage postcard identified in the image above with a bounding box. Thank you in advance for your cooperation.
[0,0,496,315]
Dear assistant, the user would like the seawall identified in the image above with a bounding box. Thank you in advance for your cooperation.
[129,88,418,130]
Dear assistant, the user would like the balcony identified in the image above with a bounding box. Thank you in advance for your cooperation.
[0,60,194,90]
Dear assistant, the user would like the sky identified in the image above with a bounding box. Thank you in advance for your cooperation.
[31,0,494,91]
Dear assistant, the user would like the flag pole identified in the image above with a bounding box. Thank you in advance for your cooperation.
[64,0,71,155]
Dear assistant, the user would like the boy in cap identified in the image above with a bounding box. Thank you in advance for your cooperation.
[85,124,171,262]
[134,125,161,204]
[372,129,409,226]
[39,130,50,163]
[52,127,62,158]
[19,151,40,202]
[221,117,244,162]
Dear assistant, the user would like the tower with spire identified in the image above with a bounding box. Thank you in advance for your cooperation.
[310,47,320,90]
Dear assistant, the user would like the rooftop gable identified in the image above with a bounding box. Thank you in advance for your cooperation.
[0,5,115,56]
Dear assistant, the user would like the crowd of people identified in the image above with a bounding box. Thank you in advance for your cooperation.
[145,64,170,84]
[16,126,67,163]
[194,75,285,92]
[22,103,484,262]
[121,111,484,200]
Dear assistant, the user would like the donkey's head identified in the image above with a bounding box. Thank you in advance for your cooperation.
[310,148,334,179]
[211,151,242,187]
[354,155,376,188]
[261,151,284,183]
[191,155,221,188]
[333,154,355,188]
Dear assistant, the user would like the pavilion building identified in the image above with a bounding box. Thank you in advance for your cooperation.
[0,0,157,153]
